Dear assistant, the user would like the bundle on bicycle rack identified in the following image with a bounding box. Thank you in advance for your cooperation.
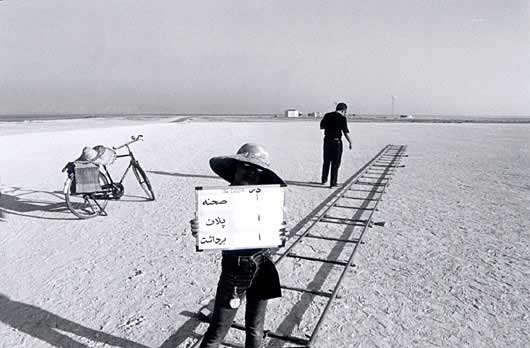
[76,145,117,166]
[68,145,116,194]
[72,162,101,194]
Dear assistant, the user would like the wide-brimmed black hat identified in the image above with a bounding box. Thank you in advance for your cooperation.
[209,143,285,185]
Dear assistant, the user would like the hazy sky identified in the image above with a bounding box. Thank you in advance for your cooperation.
[1,1,529,115]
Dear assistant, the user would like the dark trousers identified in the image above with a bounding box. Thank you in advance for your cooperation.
[200,255,269,348]
[200,292,267,348]
[321,138,343,186]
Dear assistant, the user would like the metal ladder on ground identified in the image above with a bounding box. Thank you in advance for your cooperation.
[193,144,407,348]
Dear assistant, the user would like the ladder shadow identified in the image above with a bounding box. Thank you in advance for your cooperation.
[163,146,396,347]
[158,187,345,348]
[266,151,395,347]
[267,225,360,347]
[161,189,377,347]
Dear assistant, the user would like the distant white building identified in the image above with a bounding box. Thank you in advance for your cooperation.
[285,109,300,118]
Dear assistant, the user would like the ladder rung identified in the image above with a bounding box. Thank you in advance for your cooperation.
[381,155,407,158]
[320,219,367,226]
[287,253,355,267]
[323,215,368,223]
[332,204,374,211]
[281,285,333,297]
[372,164,403,168]
[365,170,394,174]
[341,196,381,201]
[201,313,308,348]
[306,233,362,243]
[219,340,244,348]
[264,331,310,346]
[355,182,387,186]
[348,189,384,193]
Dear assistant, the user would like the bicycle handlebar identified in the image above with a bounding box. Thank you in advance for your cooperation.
[113,135,144,150]
[62,135,143,172]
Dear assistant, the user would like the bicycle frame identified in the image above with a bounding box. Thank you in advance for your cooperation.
[63,134,154,218]
[101,147,138,187]
[71,135,143,196]
[99,135,145,192]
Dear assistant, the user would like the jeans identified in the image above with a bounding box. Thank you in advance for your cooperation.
[321,138,343,186]
[200,292,268,348]
[199,254,271,348]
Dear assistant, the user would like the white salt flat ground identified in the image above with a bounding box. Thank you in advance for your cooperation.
[1,119,529,348]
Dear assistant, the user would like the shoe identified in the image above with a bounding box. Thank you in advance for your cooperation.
[321,180,327,185]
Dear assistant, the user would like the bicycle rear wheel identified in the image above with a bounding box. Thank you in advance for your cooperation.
[64,173,109,219]
[131,161,155,200]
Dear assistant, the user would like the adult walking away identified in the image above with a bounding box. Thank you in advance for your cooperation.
[320,102,352,187]
[190,143,287,348]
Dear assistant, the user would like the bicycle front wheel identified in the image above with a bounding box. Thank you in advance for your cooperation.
[64,173,109,219]
[132,161,155,201]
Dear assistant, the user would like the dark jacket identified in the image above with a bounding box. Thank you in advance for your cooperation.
[217,249,281,304]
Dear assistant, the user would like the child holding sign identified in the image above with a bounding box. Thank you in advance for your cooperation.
[190,143,287,348]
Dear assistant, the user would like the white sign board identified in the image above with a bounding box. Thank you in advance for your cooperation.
[195,184,285,251]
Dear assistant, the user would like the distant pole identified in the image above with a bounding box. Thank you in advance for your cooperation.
[391,95,397,116]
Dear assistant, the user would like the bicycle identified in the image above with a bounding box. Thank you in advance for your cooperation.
[62,135,155,219]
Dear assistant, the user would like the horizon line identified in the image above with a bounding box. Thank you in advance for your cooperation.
[2,112,530,118]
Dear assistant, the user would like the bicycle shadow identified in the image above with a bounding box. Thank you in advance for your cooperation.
[0,293,149,348]
[147,170,219,180]
[148,170,327,190]
[0,204,5,222]
[118,194,155,203]
[0,187,78,221]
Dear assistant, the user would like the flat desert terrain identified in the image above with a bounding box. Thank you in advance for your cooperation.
[1,118,529,347]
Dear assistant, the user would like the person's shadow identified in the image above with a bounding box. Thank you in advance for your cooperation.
[158,300,215,348]
[0,294,149,348]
